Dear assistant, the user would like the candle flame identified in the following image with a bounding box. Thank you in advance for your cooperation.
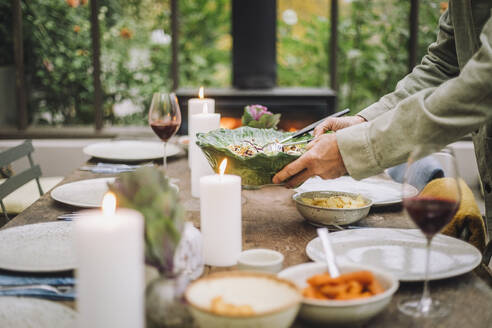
[203,103,208,114]
[219,158,227,177]
[198,86,204,99]
[102,192,116,216]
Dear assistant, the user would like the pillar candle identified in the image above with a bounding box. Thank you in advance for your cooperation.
[200,159,242,266]
[190,104,220,197]
[75,193,144,328]
[188,87,215,167]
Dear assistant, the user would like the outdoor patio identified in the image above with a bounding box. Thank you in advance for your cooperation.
[0,1,491,328]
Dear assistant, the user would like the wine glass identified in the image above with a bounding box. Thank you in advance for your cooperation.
[148,92,181,171]
[398,144,461,318]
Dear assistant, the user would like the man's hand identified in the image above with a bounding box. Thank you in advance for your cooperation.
[272,134,347,188]
[313,115,366,137]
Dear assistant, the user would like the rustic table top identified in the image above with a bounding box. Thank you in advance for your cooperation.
[4,153,492,328]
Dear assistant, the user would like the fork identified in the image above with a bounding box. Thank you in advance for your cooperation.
[57,212,82,221]
[265,139,311,153]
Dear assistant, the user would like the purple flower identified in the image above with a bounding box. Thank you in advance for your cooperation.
[246,105,273,121]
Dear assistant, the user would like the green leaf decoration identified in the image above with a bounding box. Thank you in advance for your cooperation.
[108,167,184,276]
[196,127,311,186]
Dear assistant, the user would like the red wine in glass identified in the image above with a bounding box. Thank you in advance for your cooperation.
[148,92,181,171]
[404,196,459,237]
[150,121,181,142]
[398,145,461,319]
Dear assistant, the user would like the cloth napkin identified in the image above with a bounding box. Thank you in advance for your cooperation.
[387,155,444,191]
[419,178,488,252]
[0,271,75,301]
[0,287,75,301]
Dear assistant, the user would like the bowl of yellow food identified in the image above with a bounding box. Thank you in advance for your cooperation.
[293,191,372,226]
[185,271,302,328]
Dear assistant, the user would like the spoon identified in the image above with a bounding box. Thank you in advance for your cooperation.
[317,227,340,278]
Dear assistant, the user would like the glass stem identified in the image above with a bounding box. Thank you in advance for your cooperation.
[163,141,168,171]
[419,236,433,313]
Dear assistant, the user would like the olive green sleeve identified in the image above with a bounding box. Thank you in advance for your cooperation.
[358,10,460,121]
[337,16,492,179]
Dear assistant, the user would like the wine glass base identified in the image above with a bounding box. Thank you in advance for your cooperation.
[398,297,450,318]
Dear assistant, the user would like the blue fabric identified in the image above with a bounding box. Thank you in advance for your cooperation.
[0,272,75,286]
[0,271,75,300]
[387,155,444,191]
[0,288,75,301]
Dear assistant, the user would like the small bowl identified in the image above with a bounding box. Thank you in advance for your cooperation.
[293,191,372,226]
[278,262,399,326]
[185,271,302,328]
[237,249,284,273]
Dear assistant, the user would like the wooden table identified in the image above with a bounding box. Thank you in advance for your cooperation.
[4,154,492,328]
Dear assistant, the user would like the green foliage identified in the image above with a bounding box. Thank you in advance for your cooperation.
[278,0,441,113]
[108,167,184,276]
[10,0,229,126]
[241,105,281,129]
[22,0,94,124]
[178,0,230,87]
[2,0,441,124]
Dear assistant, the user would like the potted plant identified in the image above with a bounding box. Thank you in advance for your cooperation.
[241,104,281,129]
[108,167,202,327]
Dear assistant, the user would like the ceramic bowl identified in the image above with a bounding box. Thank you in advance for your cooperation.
[237,249,284,274]
[293,191,372,226]
[278,262,399,326]
[185,271,302,328]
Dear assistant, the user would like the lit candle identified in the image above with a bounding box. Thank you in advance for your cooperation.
[188,87,215,167]
[75,192,144,328]
[200,159,242,266]
[190,103,220,197]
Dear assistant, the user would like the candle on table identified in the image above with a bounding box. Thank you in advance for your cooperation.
[190,103,220,197]
[75,192,144,328]
[200,159,242,266]
[188,87,215,167]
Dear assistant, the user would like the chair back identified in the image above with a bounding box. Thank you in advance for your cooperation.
[0,140,43,221]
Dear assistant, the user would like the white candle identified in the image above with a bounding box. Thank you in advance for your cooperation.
[190,103,220,197]
[200,159,242,266]
[188,87,215,167]
[75,193,144,328]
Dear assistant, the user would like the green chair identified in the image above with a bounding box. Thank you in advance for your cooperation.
[0,140,43,222]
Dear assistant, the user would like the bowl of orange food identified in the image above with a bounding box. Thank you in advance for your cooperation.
[185,271,302,328]
[278,262,399,325]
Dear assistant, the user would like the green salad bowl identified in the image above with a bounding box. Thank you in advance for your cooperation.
[196,127,310,188]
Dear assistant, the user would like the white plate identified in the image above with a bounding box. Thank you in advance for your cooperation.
[0,222,75,272]
[51,177,179,208]
[0,297,76,328]
[295,176,418,206]
[306,228,482,281]
[51,177,115,208]
[83,140,181,162]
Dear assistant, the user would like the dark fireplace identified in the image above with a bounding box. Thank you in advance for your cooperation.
[177,0,336,134]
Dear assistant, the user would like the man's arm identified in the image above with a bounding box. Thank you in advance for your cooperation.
[338,16,492,180]
[358,9,460,121]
